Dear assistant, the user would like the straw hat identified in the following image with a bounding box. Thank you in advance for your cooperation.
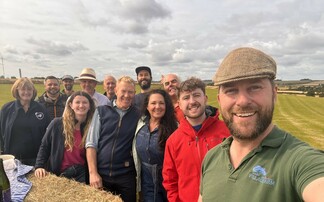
[76,68,98,82]
[213,47,276,86]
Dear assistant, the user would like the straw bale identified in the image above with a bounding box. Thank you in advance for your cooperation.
[25,173,122,202]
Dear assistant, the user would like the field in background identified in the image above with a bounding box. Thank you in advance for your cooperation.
[1,84,324,149]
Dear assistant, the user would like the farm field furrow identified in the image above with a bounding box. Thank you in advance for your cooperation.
[274,95,324,149]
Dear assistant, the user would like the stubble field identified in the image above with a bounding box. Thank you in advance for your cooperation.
[1,83,323,149]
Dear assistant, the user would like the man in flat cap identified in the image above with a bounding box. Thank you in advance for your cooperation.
[199,47,324,202]
[134,66,152,108]
[61,75,74,97]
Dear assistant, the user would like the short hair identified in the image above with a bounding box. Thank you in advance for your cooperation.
[11,77,37,100]
[161,73,181,86]
[178,77,206,97]
[117,76,136,87]
[104,74,117,82]
[44,76,59,84]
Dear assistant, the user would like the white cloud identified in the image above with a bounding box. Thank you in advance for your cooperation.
[1,0,324,80]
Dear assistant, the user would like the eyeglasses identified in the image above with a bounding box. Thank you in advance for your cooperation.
[164,79,178,86]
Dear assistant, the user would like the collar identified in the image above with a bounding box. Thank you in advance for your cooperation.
[222,126,285,150]
[112,99,130,111]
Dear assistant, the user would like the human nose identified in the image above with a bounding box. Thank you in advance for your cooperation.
[235,91,251,106]
[188,96,196,104]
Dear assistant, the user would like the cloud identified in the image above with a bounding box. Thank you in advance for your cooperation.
[26,37,88,56]
[75,0,171,34]
[1,0,324,80]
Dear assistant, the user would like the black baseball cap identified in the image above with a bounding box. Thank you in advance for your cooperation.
[135,66,152,76]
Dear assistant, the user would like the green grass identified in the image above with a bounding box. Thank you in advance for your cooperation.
[1,84,324,149]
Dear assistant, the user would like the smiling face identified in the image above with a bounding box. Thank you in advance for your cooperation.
[147,93,166,121]
[218,78,276,140]
[103,76,116,95]
[179,88,207,124]
[115,81,135,110]
[62,79,74,91]
[137,70,152,90]
[45,78,60,96]
[69,95,90,120]
[17,86,34,103]
[80,79,97,95]
[162,74,180,98]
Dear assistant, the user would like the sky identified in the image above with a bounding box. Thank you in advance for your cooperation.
[1,0,324,81]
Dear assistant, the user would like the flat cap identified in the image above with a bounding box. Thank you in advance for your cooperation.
[61,75,74,81]
[213,47,276,86]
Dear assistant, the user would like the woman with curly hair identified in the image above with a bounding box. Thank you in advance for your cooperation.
[133,89,178,202]
[34,91,95,183]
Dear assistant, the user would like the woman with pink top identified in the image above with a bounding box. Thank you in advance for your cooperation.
[34,91,95,183]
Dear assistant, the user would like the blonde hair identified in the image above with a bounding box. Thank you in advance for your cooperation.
[62,91,96,150]
[117,75,136,86]
[11,77,37,100]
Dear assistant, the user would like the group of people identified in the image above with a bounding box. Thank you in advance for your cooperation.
[1,47,324,202]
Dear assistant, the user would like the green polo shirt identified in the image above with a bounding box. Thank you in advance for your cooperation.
[200,126,324,202]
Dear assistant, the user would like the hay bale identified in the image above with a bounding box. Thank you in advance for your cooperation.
[25,173,122,202]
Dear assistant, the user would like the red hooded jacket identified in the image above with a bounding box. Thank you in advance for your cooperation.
[162,110,230,202]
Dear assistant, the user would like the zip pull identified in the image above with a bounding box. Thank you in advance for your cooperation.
[195,136,199,146]
[118,116,122,128]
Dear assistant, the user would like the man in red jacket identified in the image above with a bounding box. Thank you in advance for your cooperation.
[162,77,230,202]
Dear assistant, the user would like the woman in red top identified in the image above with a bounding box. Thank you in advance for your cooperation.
[34,91,95,183]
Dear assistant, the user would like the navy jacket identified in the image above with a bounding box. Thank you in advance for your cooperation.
[96,105,140,177]
[35,117,88,176]
[0,100,50,155]
[35,117,65,175]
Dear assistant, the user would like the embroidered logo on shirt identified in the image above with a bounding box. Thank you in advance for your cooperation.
[248,165,275,186]
[35,112,44,120]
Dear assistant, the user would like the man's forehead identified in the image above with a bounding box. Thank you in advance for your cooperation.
[180,88,202,95]
[221,78,268,88]
[118,81,135,88]
[46,79,59,84]
[106,78,116,83]
[165,75,178,81]
[80,79,96,83]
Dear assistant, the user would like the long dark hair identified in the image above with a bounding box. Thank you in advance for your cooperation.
[142,89,178,150]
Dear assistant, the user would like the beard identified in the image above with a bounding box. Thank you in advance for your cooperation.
[139,79,151,90]
[48,88,60,96]
[222,102,274,141]
[65,84,73,91]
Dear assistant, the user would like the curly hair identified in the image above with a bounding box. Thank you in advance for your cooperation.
[141,89,178,150]
[62,91,96,150]
[178,77,206,97]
